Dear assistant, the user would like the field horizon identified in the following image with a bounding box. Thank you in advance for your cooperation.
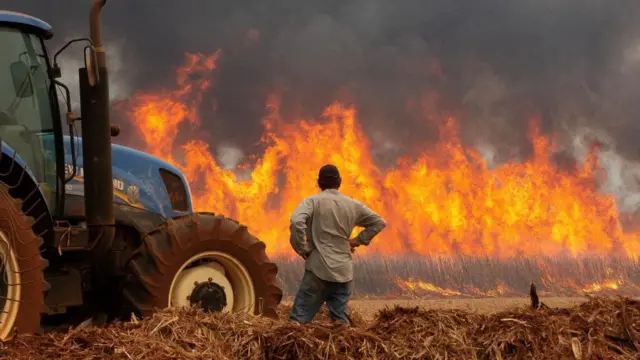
[273,254,640,299]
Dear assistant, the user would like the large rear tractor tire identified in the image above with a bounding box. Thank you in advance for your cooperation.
[122,213,283,319]
[0,183,48,340]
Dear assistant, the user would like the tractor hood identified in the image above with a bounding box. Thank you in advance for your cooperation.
[58,135,194,218]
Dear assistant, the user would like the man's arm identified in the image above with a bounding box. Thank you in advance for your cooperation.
[289,198,314,258]
[351,202,387,247]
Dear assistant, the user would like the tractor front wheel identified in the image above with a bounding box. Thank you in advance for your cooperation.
[0,183,48,340]
[122,213,283,319]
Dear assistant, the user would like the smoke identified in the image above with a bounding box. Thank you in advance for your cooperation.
[55,36,133,111]
[7,0,640,206]
[216,145,245,170]
[570,128,640,215]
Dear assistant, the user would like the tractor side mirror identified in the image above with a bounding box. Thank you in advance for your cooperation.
[84,46,100,87]
[9,61,33,98]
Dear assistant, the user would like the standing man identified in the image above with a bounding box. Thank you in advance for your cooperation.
[289,164,387,325]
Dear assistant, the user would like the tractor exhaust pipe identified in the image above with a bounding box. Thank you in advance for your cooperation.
[80,0,115,256]
[90,0,106,67]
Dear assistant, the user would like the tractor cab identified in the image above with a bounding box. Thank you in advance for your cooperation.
[0,11,60,212]
[0,5,282,341]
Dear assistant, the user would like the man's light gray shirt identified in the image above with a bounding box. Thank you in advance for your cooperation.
[289,189,387,283]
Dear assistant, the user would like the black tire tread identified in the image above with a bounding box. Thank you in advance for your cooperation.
[122,213,283,319]
[0,182,48,338]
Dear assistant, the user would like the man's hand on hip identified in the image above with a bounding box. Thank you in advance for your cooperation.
[349,238,360,253]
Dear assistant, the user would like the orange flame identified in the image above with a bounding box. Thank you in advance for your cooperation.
[582,279,622,293]
[119,52,640,258]
[394,278,463,296]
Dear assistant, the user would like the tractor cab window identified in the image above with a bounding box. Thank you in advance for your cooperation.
[0,27,58,209]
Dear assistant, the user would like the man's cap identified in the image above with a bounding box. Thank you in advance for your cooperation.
[318,164,341,180]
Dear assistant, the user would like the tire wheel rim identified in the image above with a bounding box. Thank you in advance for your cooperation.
[168,251,256,314]
[0,231,21,340]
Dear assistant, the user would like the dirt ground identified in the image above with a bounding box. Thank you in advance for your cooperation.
[280,297,590,320]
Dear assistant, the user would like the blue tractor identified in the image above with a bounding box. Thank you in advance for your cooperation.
[0,1,282,338]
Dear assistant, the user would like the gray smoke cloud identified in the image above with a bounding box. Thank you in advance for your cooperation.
[54,36,132,110]
[6,0,640,203]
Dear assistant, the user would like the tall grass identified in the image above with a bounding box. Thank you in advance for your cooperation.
[273,255,640,298]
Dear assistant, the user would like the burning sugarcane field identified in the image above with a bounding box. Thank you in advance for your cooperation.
[3,0,640,359]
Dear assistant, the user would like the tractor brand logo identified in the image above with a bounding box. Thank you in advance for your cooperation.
[64,164,80,179]
[64,164,125,191]
[126,185,140,203]
[64,164,85,179]
[113,179,124,191]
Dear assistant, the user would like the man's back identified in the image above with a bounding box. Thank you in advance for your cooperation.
[290,189,386,283]
[288,164,386,325]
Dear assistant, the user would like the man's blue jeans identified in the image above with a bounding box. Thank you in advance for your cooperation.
[289,270,352,325]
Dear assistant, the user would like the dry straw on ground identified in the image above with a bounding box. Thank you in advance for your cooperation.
[1,296,639,359]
